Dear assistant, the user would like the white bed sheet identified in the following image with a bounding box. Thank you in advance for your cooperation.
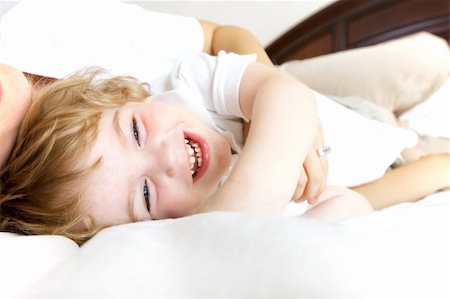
[1,190,447,299]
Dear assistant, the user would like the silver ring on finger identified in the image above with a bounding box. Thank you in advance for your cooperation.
[316,145,331,157]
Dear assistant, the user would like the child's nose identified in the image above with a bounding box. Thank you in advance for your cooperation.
[145,124,184,178]
[156,141,178,178]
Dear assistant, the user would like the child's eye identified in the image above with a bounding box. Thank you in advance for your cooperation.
[132,118,140,146]
[143,181,151,213]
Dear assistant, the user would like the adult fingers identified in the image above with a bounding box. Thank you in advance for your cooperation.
[292,167,308,202]
[303,148,325,204]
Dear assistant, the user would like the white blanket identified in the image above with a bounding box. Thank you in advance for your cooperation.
[1,191,448,299]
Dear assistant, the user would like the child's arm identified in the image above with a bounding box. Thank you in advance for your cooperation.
[199,62,318,215]
[200,20,328,202]
[352,154,450,210]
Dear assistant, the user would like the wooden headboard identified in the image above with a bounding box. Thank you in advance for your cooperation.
[266,0,449,64]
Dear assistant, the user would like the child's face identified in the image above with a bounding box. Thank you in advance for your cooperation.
[78,99,232,227]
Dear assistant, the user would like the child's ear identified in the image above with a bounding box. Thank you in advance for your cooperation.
[144,96,152,103]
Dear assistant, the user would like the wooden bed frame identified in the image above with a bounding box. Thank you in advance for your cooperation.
[266,0,449,64]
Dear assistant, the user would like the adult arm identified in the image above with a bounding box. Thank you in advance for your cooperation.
[352,154,450,210]
[199,62,318,215]
[200,20,273,66]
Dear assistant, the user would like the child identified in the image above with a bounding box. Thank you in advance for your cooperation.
[0,51,374,244]
[2,3,448,244]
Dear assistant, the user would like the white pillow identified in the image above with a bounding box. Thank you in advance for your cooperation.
[0,232,79,299]
[280,32,450,114]
[399,77,450,139]
[315,91,418,187]
[20,206,449,299]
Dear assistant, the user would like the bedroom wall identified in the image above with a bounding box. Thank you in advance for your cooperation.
[0,1,334,47]
[0,1,18,19]
[131,1,335,47]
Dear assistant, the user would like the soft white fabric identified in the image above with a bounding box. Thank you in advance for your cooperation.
[0,1,204,81]
[313,91,418,186]
[8,191,447,299]
[399,77,450,139]
[0,234,79,299]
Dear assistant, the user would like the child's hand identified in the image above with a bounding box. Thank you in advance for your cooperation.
[292,121,328,204]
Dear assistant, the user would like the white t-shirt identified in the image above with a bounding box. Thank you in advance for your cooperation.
[0,1,204,81]
[150,51,255,153]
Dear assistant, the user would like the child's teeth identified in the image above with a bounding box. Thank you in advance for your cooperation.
[185,137,203,177]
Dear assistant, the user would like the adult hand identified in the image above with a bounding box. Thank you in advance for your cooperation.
[0,65,34,168]
[292,121,329,204]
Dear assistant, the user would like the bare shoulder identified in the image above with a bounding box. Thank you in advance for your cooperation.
[0,64,33,167]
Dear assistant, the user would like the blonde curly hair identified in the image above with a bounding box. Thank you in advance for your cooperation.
[0,69,149,245]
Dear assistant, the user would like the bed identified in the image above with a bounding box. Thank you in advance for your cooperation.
[266,0,449,62]
[1,1,449,298]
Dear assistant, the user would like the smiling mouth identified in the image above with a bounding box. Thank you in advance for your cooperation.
[184,137,203,178]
